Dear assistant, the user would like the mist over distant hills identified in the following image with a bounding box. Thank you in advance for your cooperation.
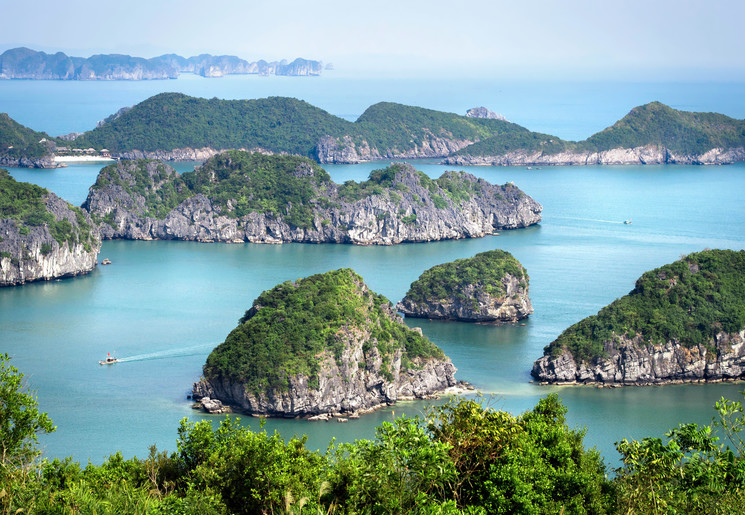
[0,47,325,80]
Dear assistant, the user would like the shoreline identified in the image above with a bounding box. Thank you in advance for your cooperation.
[54,156,115,163]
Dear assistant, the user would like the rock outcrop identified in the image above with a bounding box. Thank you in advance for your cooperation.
[532,249,745,385]
[532,331,745,385]
[465,107,507,121]
[0,171,100,286]
[443,145,745,166]
[316,134,474,164]
[0,155,57,169]
[83,152,542,245]
[396,250,532,323]
[191,269,458,418]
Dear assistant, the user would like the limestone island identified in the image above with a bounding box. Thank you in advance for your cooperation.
[0,169,100,286]
[396,250,533,323]
[532,249,745,386]
[82,151,541,245]
[191,268,460,419]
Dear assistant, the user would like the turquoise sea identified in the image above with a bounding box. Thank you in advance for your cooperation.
[2,76,745,467]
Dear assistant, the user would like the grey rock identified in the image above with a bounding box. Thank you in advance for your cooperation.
[397,272,533,323]
[532,330,745,385]
[444,145,745,166]
[316,135,475,164]
[465,107,507,121]
[83,158,542,245]
[1,194,100,286]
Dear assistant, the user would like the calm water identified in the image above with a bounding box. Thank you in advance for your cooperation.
[2,77,745,467]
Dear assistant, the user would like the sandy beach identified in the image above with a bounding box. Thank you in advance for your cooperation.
[54,155,115,163]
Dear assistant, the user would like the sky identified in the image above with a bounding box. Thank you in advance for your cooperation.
[2,0,744,80]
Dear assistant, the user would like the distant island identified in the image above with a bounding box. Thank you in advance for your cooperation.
[396,250,533,323]
[82,152,542,245]
[0,47,324,80]
[191,268,459,418]
[532,249,745,386]
[3,94,745,167]
[0,169,100,286]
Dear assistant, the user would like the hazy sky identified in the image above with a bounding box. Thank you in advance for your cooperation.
[2,0,744,79]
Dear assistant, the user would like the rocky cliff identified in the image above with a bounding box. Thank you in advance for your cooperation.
[82,152,542,245]
[532,249,745,385]
[396,250,533,323]
[0,170,100,286]
[316,134,474,164]
[0,155,57,169]
[532,330,745,385]
[443,145,745,166]
[191,269,458,418]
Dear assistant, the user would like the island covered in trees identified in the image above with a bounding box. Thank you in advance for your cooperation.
[3,94,745,167]
[532,249,745,385]
[396,249,533,323]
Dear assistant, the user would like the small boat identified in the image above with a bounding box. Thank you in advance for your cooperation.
[624,219,632,225]
[99,352,118,365]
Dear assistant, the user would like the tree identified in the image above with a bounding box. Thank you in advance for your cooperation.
[0,353,55,472]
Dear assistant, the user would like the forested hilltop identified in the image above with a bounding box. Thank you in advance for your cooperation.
[63,95,745,166]
[446,101,745,165]
[3,95,744,167]
[533,249,745,385]
[4,350,745,513]
[82,151,542,245]
[69,93,530,163]
[193,268,456,418]
[0,113,56,168]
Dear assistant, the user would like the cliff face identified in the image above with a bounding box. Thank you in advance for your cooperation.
[532,330,745,385]
[193,336,457,418]
[1,194,100,286]
[83,156,542,245]
[316,135,474,164]
[397,272,533,323]
[0,155,57,169]
[444,145,745,166]
[191,269,457,418]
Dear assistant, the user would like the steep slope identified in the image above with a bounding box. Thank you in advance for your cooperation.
[69,94,542,163]
[82,151,542,245]
[192,268,457,417]
[0,169,100,286]
[0,113,56,168]
[447,102,745,166]
[396,250,533,322]
[532,249,745,385]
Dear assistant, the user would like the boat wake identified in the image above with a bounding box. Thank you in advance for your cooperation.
[555,216,626,224]
[114,343,217,363]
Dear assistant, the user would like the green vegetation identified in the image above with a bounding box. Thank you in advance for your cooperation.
[453,101,745,158]
[546,249,745,363]
[405,250,527,305]
[4,351,745,514]
[203,268,444,394]
[577,101,745,155]
[183,152,331,229]
[353,101,526,155]
[91,160,192,219]
[0,169,96,250]
[74,93,355,156]
[0,353,55,471]
[452,130,572,157]
[0,113,52,160]
[70,94,541,160]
